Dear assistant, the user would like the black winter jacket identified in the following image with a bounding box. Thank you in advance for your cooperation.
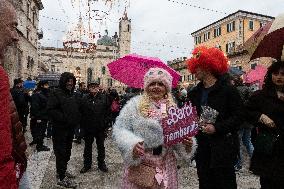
[30,90,49,121]
[79,93,110,134]
[10,87,29,115]
[188,80,243,168]
[246,89,284,179]
[47,72,80,129]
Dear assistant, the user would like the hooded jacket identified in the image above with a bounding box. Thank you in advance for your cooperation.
[47,72,80,129]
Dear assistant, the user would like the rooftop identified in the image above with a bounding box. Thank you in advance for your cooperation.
[97,34,116,46]
[191,10,274,35]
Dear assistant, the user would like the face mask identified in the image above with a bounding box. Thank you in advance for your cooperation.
[42,88,50,93]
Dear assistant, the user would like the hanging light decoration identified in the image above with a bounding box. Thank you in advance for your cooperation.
[64,0,130,54]
[71,0,130,10]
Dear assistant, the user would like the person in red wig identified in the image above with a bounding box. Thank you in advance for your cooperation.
[186,46,243,189]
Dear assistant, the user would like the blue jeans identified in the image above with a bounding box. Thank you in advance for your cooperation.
[19,171,31,189]
[235,128,254,167]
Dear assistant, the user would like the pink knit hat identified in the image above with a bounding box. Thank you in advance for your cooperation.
[144,67,173,92]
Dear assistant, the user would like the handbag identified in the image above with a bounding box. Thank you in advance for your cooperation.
[254,130,280,155]
[128,163,156,188]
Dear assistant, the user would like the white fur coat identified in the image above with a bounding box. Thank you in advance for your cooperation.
[112,95,197,166]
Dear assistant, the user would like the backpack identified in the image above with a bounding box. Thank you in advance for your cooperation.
[111,100,120,112]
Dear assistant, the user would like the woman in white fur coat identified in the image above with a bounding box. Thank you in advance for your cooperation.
[113,67,197,189]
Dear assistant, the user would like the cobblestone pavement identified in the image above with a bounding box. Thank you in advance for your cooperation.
[24,132,260,189]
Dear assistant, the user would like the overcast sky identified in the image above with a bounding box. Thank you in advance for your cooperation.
[39,0,284,61]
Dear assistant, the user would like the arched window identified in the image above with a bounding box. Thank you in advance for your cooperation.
[87,68,92,83]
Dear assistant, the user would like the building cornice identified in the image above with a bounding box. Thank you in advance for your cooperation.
[191,10,274,36]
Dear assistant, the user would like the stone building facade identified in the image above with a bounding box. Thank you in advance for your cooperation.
[191,10,274,55]
[190,10,275,73]
[228,51,274,72]
[167,57,196,89]
[3,0,43,85]
[40,13,131,91]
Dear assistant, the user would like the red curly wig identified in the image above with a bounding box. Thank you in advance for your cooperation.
[186,46,229,75]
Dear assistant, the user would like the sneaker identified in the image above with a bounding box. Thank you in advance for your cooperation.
[57,177,77,188]
[98,163,108,172]
[56,172,76,179]
[234,165,242,172]
[80,166,91,174]
[73,139,81,144]
[36,145,50,152]
[190,160,196,168]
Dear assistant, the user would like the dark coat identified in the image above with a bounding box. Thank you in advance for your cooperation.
[30,90,49,121]
[79,93,110,134]
[188,80,243,168]
[246,89,284,179]
[10,87,29,116]
[74,89,87,100]
[47,73,80,129]
[236,85,254,129]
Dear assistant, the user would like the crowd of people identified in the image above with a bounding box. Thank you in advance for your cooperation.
[0,0,284,189]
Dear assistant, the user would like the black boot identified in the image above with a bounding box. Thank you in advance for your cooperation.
[80,166,91,174]
[29,140,36,146]
[37,145,50,152]
[98,162,108,172]
[73,138,81,144]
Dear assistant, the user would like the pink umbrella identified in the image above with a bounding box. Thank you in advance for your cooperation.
[107,54,181,88]
[244,65,268,85]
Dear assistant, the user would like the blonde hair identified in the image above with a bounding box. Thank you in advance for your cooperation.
[138,92,176,117]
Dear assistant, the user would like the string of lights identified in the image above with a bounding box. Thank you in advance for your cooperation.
[132,41,192,51]
[40,37,192,55]
[167,0,228,14]
[39,24,240,50]
[58,0,70,20]
[40,15,74,25]
[40,14,193,36]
